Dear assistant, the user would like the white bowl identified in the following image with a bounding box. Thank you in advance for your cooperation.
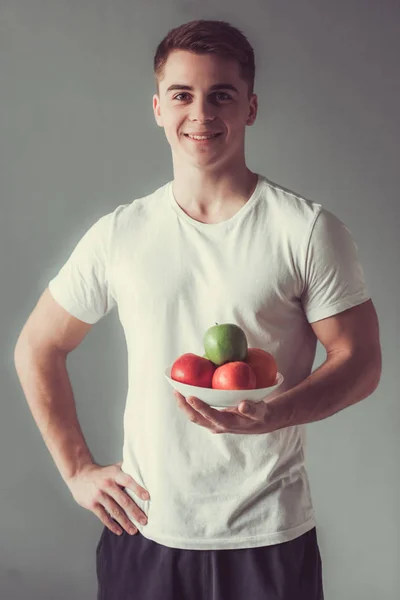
[164,366,284,409]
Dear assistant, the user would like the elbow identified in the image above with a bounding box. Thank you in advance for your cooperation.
[366,347,382,396]
[371,362,382,395]
[14,331,40,370]
[14,334,27,366]
[14,335,32,374]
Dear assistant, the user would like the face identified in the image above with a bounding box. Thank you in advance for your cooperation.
[153,50,258,171]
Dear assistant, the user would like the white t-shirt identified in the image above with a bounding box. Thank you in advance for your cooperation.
[48,174,370,550]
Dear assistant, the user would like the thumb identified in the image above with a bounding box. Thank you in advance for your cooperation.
[239,400,259,419]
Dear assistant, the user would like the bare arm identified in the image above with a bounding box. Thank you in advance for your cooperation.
[174,300,382,435]
[264,299,382,429]
[14,288,150,536]
[14,288,94,482]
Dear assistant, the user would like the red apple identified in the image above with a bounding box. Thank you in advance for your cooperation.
[245,348,278,388]
[212,361,257,390]
[171,353,216,388]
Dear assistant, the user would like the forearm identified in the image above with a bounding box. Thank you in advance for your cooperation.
[14,342,95,483]
[266,350,381,430]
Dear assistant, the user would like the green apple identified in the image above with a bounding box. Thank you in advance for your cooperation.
[203,323,248,366]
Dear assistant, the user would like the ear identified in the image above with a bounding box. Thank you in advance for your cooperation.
[246,93,258,126]
[153,94,164,127]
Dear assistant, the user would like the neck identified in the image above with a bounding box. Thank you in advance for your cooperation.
[171,162,258,223]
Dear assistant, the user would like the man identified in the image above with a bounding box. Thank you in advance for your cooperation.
[14,19,381,600]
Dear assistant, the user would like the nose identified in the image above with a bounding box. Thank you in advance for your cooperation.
[189,97,216,124]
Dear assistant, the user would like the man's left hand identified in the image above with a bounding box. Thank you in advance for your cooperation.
[173,391,279,435]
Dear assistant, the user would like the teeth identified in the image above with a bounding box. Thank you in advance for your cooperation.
[187,134,219,140]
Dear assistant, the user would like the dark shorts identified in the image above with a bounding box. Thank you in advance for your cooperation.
[96,526,324,600]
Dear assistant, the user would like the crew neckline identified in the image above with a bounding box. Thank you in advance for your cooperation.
[167,174,263,231]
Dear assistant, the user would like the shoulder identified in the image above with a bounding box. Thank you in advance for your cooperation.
[260,176,321,221]
[99,181,170,236]
[258,175,324,241]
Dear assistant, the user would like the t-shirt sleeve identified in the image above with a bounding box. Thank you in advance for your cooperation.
[300,208,370,323]
[48,213,117,324]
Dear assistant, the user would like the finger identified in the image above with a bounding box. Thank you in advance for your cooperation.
[193,398,269,434]
[186,396,234,429]
[238,400,266,421]
[105,483,149,526]
[100,494,142,535]
[93,504,137,536]
[116,469,151,501]
[174,391,215,430]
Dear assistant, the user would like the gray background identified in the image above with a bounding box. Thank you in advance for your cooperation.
[1,0,399,598]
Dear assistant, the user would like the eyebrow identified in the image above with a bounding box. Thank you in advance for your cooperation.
[166,83,239,94]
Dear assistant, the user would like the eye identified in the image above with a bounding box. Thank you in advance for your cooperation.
[173,93,190,101]
[172,92,233,102]
[214,92,232,101]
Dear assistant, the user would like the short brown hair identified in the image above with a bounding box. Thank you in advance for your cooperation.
[153,20,255,96]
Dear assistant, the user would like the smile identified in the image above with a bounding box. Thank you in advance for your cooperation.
[184,133,222,140]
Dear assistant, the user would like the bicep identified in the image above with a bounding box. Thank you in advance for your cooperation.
[310,299,381,361]
[15,288,93,356]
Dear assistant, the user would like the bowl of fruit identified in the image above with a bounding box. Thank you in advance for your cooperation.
[165,323,284,409]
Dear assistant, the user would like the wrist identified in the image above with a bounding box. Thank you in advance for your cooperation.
[262,392,289,432]
[62,453,96,484]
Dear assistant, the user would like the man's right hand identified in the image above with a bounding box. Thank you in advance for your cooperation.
[66,461,150,536]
